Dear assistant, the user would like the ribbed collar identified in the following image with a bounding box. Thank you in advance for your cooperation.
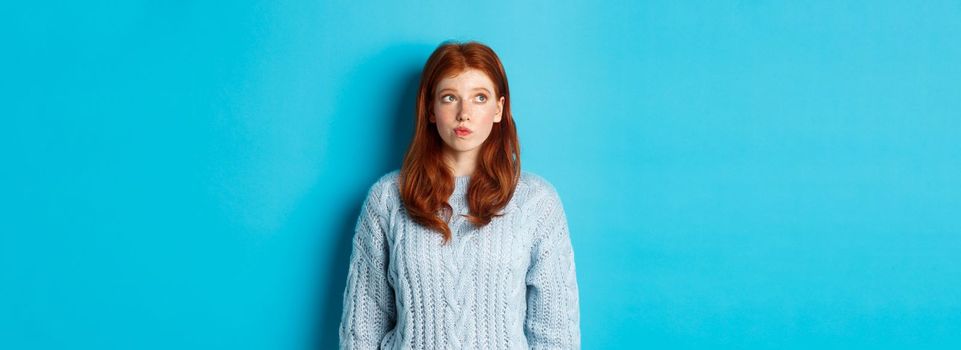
[452,175,471,196]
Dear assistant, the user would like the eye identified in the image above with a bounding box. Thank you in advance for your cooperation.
[476,94,487,102]
[441,94,456,103]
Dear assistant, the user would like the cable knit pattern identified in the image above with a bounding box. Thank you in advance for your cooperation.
[339,169,580,349]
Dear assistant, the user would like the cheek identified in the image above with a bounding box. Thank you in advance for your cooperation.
[480,104,501,123]
[477,112,498,135]
[433,105,455,123]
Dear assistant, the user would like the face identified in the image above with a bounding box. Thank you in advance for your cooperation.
[429,68,505,160]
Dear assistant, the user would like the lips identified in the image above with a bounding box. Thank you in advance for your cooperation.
[454,127,472,137]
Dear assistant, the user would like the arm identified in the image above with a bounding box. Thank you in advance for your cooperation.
[524,186,581,349]
[338,181,397,349]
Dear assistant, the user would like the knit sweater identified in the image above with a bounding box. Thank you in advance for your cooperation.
[338,169,580,349]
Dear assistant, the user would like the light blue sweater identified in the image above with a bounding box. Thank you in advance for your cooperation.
[338,170,581,349]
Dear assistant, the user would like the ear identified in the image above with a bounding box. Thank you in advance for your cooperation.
[494,96,505,123]
[428,109,435,123]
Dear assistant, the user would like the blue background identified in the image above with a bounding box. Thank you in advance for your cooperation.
[3,1,960,349]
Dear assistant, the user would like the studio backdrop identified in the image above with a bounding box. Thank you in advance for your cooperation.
[3,1,960,349]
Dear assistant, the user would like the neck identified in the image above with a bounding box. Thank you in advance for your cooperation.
[443,147,478,177]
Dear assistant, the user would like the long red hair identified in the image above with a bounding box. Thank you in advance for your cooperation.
[399,41,521,244]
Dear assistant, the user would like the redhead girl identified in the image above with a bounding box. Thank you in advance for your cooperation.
[339,41,580,349]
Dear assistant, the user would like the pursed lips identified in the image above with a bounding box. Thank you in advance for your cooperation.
[454,127,472,136]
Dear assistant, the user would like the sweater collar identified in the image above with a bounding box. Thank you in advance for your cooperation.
[453,175,470,196]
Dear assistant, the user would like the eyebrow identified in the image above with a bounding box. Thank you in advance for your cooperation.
[437,87,492,94]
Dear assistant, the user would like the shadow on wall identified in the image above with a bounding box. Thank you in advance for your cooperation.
[310,42,434,349]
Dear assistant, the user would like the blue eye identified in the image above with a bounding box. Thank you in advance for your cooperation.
[441,95,455,103]
[476,94,487,102]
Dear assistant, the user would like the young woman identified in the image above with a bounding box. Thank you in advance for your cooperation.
[339,41,580,349]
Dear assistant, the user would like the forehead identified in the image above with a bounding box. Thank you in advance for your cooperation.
[435,69,495,91]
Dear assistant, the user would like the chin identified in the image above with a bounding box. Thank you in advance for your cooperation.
[446,143,480,153]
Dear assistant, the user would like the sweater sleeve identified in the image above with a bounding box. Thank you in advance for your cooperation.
[524,184,581,349]
[338,180,397,349]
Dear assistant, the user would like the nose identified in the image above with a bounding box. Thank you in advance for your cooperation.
[456,102,472,121]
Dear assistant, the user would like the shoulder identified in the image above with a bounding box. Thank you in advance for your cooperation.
[516,170,563,208]
[363,169,402,213]
[520,170,556,190]
[516,171,570,241]
[372,169,401,192]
